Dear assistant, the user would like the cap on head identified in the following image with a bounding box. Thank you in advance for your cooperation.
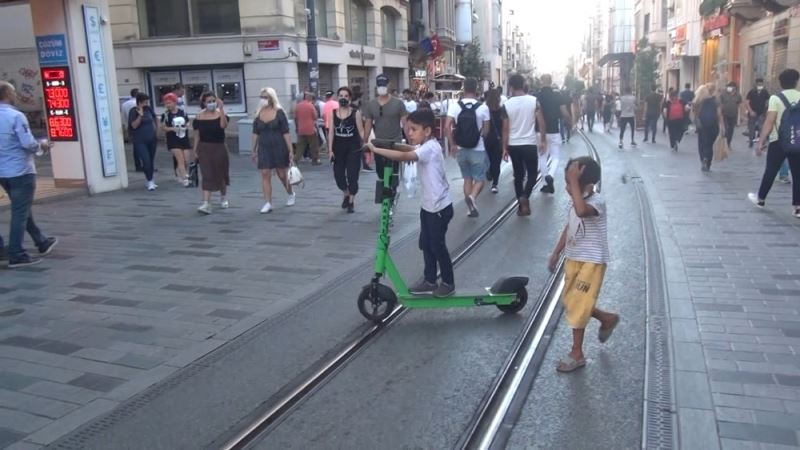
[376,74,390,87]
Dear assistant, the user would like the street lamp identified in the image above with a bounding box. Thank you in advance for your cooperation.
[305,1,320,98]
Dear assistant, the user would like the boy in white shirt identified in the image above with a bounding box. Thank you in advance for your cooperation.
[367,109,455,297]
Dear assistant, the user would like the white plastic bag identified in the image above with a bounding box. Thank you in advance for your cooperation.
[403,161,417,198]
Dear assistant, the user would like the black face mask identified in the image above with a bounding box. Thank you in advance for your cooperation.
[339,98,350,107]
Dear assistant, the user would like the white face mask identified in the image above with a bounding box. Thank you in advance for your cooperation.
[377,86,388,96]
[258,99,270,110]
[757,85,764,90]
[206,102,217,111]
[726,87,734,93]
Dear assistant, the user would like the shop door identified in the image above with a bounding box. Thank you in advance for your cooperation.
[347,67,369,103]
[750,43,768,89]
[770,39,788,93]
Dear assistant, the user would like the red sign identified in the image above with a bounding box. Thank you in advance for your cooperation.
[257,39,280,52]
[675,25,687,42]
[41,66,78,141]
[703,14,729,32]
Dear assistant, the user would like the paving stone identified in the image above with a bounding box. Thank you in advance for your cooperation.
[0,371,37,390]
[21,381,100,404]
[676,370,713,409]
[24,398,118,445]
[713,393,786,412]
[67,373,126,393]
[0,359,83,384]
[0,389,80,419]
[743,384,800,401]
[678,408,721,450]
[0,428,25,449]
[715,406,755,424]
[0,408,51,433]
[3,440,44,450]
[0,336,82,355]
[675,342,708,372]
[111,353,162,370]
[207,309,251,320]
[719,438,760,450]
[717,422,798,446]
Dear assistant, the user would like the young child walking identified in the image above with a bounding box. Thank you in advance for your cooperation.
[548,156,619,372]
[367,109,455,298]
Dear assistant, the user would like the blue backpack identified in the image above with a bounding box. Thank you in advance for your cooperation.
[776,93,800,154]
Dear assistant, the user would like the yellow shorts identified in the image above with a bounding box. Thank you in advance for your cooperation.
[561,259,607,328]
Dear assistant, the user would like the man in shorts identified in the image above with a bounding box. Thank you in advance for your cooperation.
[446,78,490,218]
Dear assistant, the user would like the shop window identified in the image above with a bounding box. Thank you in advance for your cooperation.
[315,0,328,38]
[138,0,239,38]
[346,0,369,45]
[381,7,398,49]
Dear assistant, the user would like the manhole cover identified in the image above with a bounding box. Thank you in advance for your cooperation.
[0,308,24,317]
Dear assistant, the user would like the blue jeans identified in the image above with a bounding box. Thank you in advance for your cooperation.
[456,148,489,180]
[133,138,157,181]
[643,114,659,141]
[0,174,47,259]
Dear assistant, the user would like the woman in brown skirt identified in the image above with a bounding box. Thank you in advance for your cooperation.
[193,91,230,214]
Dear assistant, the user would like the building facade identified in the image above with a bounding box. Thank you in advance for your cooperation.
[110,0,410,118]
[473,0,504,86]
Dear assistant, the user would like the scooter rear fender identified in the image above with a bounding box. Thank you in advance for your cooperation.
[489,276,530,294]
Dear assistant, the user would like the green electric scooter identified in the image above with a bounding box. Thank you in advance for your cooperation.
[357,140,529,324]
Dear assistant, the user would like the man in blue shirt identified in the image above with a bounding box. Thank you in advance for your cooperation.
[0,80,58,268]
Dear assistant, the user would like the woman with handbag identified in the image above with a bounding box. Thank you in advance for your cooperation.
[328,87,365,213]
[252,87,296,214]
[193,92,230,214]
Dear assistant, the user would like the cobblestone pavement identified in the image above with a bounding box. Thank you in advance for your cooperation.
[0,147,476,449]
[594,125,800,450]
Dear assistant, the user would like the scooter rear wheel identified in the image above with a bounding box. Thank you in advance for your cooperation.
[496,286,528,314]
[357,284,397,323]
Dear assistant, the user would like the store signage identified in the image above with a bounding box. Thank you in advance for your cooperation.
[257,39,280,52]
[349,50,376,60]
[41,67,78,141]
[675,25,687,42]
[414,69,427,78]
[703,13,729,32]
[83,5,117,177]
[36,34,69,67]
[774,18,789,37]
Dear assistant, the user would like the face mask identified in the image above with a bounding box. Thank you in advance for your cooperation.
[377,86,388,96]
[338,98,350,107]
[206,102,217,111]
[258,99,270,110]
[727,87,734,93]
[757,85,764,91]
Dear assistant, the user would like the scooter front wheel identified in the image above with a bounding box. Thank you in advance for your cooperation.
[357,284,397,323]
[496,286,528,314]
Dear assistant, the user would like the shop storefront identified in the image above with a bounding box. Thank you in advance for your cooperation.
[700,12,729,84]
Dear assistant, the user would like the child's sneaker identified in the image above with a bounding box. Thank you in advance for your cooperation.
[409,280,437,295]
[433,282,455,298]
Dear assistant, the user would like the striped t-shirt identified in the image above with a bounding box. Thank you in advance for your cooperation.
[564,193,609,265]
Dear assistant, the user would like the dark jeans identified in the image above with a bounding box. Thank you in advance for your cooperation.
[748,113,765,147]
[643,113,659,141]
[375,153,400,181]
[133,138,157,181]
[127,126,144,170]
[585,111,595,131]
[419,204,454,285]
[619,117,635,142]
[333,147,362,195]
[508,145,539,199]
[723,115,737,146]
[757,141,800,205]
[485,139,502,185]
[560,119,572,141]
[697,124,719,164]
[667,119,684,148]
[0,174,47,259]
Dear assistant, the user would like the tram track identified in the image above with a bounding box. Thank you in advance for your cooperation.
[220,132,601,450]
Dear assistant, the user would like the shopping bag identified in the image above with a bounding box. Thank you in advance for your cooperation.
[713,134,730,162]
[288,165,304,188]
[403,161,417,198]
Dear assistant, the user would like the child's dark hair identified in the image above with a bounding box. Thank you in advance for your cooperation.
[407,108,436,130]
[566,156,601,188]
[337,86,352,97]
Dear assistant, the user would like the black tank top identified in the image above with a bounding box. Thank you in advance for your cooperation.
[332,109,361,151]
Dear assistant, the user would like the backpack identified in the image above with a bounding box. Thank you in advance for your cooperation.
[453,100,483,148]
[668,101,684,121]
[484,107,503,147]
[698,98,718,128]
[776,93,800,154]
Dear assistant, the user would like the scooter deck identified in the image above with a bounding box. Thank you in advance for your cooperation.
[400,291,517,309]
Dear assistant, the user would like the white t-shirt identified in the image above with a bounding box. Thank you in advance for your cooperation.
[121,98,137,126]
[504,95,539,146]
[404,100,418,113]
[414,139,452,213]
[447,98,490,151]
[564,193,609,265]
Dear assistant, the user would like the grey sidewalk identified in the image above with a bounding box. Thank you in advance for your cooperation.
[0,147,471,449]
[595,125,800,450]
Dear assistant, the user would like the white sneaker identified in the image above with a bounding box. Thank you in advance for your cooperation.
[260,202,273,214]
[747,192,765,208]
[182,178,190,187]
[221,199,229,209]
[286,193,296,207]
[146,181,157,191]
[197,202,211,215]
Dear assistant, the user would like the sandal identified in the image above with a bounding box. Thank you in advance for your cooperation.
[556,355,586,373]
[599,315,620,343]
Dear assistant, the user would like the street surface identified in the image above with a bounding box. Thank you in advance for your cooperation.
[0,123,798,450]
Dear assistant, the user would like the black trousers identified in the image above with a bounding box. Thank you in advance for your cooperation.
[667,119,684,148]
[757,141,800,205]
[508,145,539,199]
[585,111,595,131]
[723,115,736,146]
[485,139,502,185]
[333,147,362,195]
[697,124,719,164]
[619,117,635,142]
[420,204,454,285]
[133,139,157,181]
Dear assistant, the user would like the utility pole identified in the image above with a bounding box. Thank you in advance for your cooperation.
[306,0,320,98]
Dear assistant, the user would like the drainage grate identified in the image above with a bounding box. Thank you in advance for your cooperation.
[635,180,676,450]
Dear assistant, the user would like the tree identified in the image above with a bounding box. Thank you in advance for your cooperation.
[459,37,484,80]
[635,37,658,99]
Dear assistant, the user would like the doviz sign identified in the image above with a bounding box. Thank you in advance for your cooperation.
[36,34,69,67]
